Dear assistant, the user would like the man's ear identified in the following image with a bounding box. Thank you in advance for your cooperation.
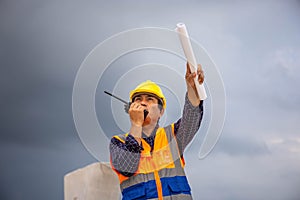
[160,108,165,116]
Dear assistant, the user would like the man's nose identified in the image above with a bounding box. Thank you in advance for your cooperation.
[141,98,148,107]
[141,103,147,107]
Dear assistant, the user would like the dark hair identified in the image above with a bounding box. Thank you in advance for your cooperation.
[157,99,163,111]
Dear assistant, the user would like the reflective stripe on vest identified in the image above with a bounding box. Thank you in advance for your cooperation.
[111,124,192,200]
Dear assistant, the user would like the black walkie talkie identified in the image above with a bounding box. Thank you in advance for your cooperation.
[104,91,149,120]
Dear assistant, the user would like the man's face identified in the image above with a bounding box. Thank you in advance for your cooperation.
[132,93,164,124]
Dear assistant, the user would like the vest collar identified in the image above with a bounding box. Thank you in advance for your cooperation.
[142,123,159,139]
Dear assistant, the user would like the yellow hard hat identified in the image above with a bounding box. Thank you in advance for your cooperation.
[130,80,166,109]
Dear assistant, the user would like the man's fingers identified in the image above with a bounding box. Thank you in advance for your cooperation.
[130,102,137,109]
[131,103,146,112]
[187,63,202,75]
[185,72,196,86]
[197,65,205,84]
[186,62,191,74]
[186,62,205,84]
[130,102,140,110]
[198,75,204,84]
[197,64,203,70]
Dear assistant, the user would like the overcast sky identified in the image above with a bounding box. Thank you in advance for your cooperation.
[1,0,300,199]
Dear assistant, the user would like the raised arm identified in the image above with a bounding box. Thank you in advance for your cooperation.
[174,63,205,155]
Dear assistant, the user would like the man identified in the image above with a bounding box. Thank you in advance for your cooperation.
[110,63,204,200]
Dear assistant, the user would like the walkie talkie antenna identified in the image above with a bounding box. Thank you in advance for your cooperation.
[104,91,128,104]
[104,90,149,119]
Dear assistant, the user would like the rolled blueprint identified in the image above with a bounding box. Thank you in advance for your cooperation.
[176,23,207,100]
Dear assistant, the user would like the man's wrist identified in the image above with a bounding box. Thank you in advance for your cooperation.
[129,124,142,144]
[187,87,201,107]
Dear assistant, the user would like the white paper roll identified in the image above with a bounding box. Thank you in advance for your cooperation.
[176,23,207,100]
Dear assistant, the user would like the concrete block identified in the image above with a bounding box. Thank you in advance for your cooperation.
[64,162,121,200]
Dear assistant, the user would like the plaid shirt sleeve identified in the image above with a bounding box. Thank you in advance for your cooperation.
[174,93,204,155]
[110,134,143,177]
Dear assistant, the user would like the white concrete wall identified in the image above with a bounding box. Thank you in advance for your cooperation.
[64,162,121,200]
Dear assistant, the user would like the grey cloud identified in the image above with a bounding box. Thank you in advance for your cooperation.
[185,151,300,200]
[212,134,271,156]
[1,0,300,199]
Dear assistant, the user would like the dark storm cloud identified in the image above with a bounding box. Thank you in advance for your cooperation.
[1,0,300,200]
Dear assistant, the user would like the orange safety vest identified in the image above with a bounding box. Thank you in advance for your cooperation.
[110,124,193,200]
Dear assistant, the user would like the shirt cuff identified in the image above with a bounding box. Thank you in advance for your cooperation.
[185,92,203,110]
